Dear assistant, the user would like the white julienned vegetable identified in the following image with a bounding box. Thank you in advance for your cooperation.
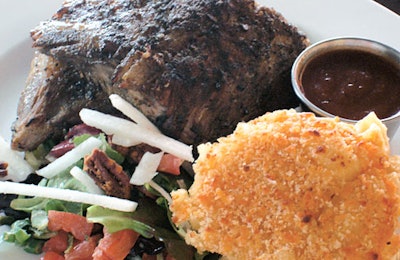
[110,134,140,147]
[36,137,102,179]
[130,151,173,205]
[78,109,142,146]
[0,181,137,212]
[79,108,194,162]
[0,94,187,215]
[130,151,163,186]
[0,136,33,182]
[70,166,104,195]
[148,180,172,205]
[109,94,160,133]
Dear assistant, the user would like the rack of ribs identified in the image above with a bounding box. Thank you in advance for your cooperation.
[12,0,308,151]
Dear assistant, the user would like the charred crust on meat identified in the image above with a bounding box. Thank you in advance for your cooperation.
[12,0,309,151]
[83,148,131,199]
[11,53,115,151]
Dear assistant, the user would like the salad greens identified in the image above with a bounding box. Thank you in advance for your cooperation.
[0,131,203,259]
[0,94,217,259]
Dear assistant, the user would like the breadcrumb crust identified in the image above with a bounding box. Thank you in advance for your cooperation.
[170,110,400,259]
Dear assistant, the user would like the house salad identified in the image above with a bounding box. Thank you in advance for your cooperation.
[0,94,215,259]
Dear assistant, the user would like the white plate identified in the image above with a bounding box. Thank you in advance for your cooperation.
[0,0,399,258]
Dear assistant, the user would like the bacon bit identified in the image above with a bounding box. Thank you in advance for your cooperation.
[0,161,8,177]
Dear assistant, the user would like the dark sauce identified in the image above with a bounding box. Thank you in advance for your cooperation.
[301,49,400,120]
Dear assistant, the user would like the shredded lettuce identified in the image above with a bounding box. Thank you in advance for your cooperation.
[1,218,46,254]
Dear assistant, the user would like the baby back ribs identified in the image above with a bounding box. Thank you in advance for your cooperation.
[12,0,308,150]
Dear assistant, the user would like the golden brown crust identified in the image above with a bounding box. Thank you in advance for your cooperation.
[170,110,400,259]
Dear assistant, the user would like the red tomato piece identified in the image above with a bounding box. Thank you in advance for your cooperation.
[92,229,139,260]
[157,154,183,175]
[40,251,65,260]
[47,211,94,241]
[42,231,69,254]
[65,235,102,260]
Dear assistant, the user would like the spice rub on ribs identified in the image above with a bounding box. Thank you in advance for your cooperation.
[12,0,308,151]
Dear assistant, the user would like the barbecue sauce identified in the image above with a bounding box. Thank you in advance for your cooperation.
[301,49,400,120]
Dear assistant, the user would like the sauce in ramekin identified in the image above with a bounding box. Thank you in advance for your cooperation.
[301,49,400,120]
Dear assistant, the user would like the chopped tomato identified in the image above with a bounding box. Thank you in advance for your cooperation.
[42,231,69,255]
[92,229,139,260]
[47,211,94,241]
[158,154,183,175]
[64,234,102,260]
[41,251,65,260]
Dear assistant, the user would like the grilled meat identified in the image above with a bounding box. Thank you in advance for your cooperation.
[12,0,308,150]
[12,52,114,150]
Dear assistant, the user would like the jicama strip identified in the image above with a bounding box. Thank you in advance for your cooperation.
[148,180,172,205]
[109,94,160,133]
[70,166,104,195]
[111,134,141,147]
[80,109,194,162]
[36,137,102,179]
[130,152,163,185]
[79,109,141,146]
[0,181,137,212]
[0,136,33,182]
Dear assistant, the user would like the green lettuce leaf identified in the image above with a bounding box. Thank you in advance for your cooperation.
[1,218,46,254]
[2,219,31,245]
[86,205,155,238]
[73,133,125,164]
[11,169,88,215]
[87,197,198,259]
